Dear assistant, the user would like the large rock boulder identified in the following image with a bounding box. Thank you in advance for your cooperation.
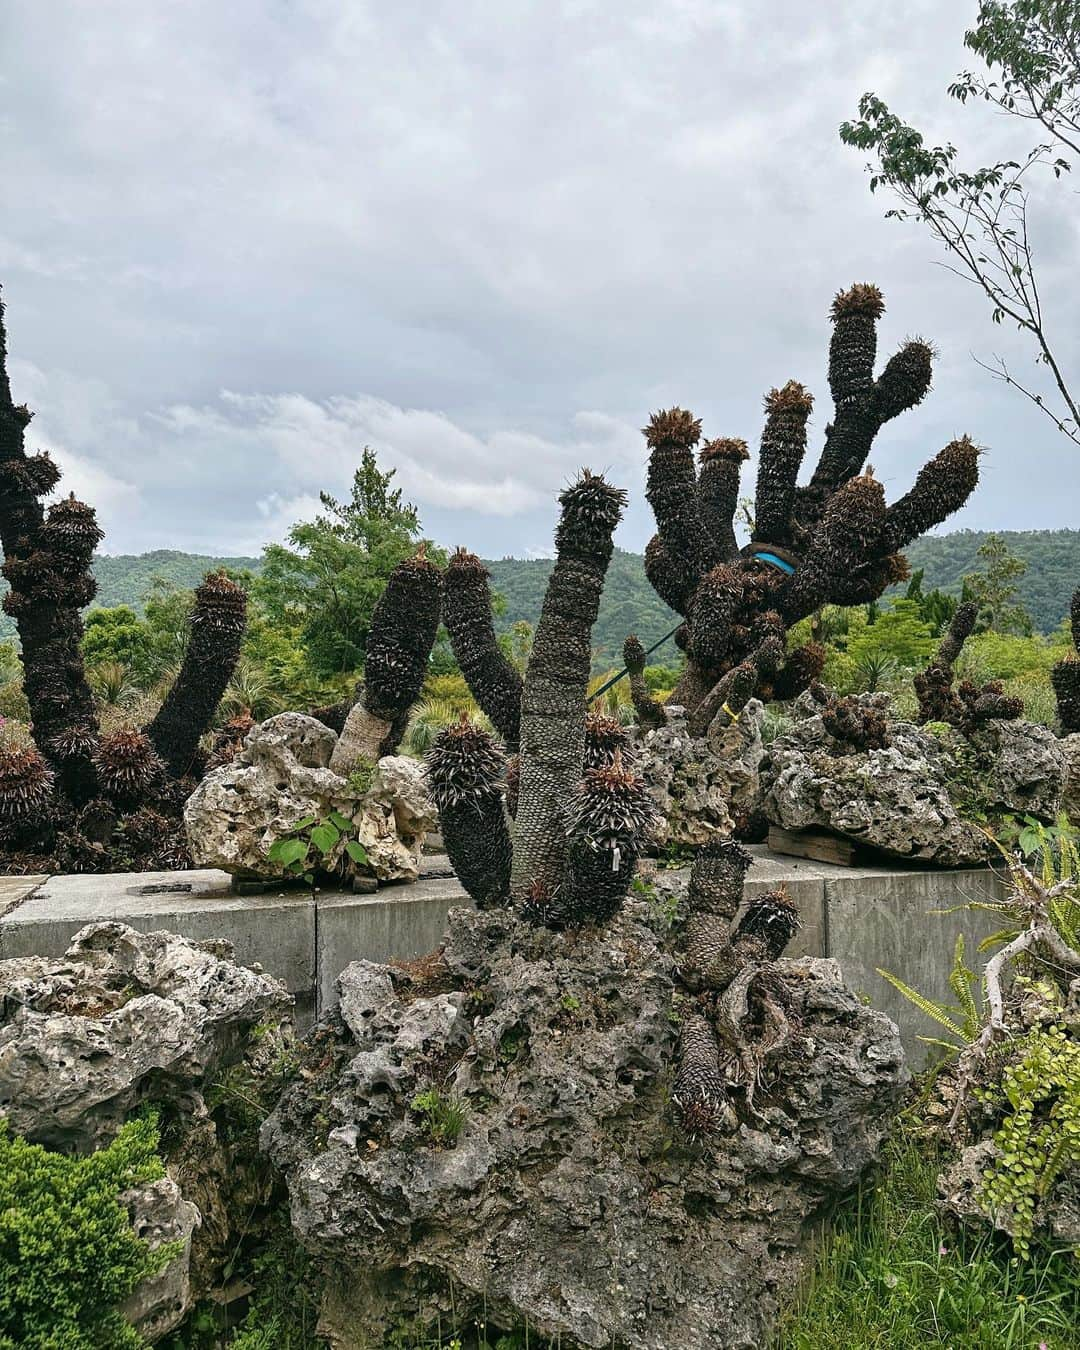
[635,701,765,849]
[0,922,294,1342]
[184,712,436,882]
[759,691,1069,865]
[264,901,906,1349]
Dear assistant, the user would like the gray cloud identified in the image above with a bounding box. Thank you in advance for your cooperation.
[1,1,1076,560]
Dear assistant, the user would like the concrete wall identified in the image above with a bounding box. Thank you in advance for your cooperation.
[0,850,1007,1058]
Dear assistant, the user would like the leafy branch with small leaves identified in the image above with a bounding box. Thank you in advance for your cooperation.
[265,811,369,892]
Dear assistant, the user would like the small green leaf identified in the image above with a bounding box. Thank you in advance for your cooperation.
[309,822,340,855]
[269,838,309,868]
[327,810,353,832]
[291,815,317,832]
[345,840,369,865]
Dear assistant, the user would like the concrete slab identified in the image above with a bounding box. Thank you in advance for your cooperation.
[0,873,47,917]
[0,869,316,1006]
[823,864,1007,1065]
[316,873,473,1015]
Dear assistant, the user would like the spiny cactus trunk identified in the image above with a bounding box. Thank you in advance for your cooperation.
[510,472,626,907]
[442,549,523,750]
[0,291,102,803]
[426,719,512,910]
[146,572,247,779]
[621,636,666,730]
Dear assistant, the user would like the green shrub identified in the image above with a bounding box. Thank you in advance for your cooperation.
[0,1116,176,1350]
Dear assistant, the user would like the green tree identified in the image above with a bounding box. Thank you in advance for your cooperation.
[254,449,441,676]
[846,598,936,676]
[82,606,154,680]
[841,1,1079,446]
[904,568,958,636]
[961,532,1034,634]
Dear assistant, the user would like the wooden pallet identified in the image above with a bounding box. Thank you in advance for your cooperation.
[767,825,861,866]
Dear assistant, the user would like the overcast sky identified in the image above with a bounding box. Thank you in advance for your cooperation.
[1,1,1077,560]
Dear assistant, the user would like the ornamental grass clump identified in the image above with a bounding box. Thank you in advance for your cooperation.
[624,284,979,737]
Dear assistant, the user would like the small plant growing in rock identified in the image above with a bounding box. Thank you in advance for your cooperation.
[266,811,369,890]
[409,1088,467,1147]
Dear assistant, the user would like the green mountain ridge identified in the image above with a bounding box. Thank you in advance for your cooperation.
[0,531,1075,656]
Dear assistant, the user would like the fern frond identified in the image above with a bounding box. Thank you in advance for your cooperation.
[948,935,980,1038]
[977,926,1023,953]
[876,968,967,1038]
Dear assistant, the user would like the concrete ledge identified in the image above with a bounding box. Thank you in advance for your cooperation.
[0,850,1009,1057]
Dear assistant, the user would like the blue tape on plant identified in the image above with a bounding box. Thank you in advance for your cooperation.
[753,550,796,575]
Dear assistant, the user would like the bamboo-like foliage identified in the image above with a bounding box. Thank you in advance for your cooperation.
[426,717,512,910]
[630,285,979,738]
[1053,587,1080,734]
[442,549,523,749]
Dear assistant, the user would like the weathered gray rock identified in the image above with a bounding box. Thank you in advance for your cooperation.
[184,712,436,882]
[0,921,291,1151]
[635,701,765,849]
[121,1177,200,1342]
[1059,732,1080,825]
[264,901,906,1350]
[969,718,1067,821]
[0,922,293,1342]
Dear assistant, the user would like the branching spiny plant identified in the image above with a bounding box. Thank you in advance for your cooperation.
[1052,586,1080,734]
[0,291,251,861]
[915,601,1024,734]
[333,545,444,764]
[681,839,753,992]
[425,715,512,910]
[632,285,979,738]
[808,681,893,753]
[583,710,635,769]
[442,549,523,749]
[146,571,247,779]
[93,730,165,811]
[0,743,55,847]
[672,1012,735,1138]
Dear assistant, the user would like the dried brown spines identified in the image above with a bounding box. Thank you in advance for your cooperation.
[360,549,443,743]
[735,886,799,959]
[872,339,934,426]
[442,549,523,749]
[0,743,55,841]
[511,471,626,907]
[954,679,1024,734]
[882,437,981,553]
[673,1013,733,1137]
[813,684,892,752]
[687,563,741,673]
[146,571,248,778]
[583,711,633,769]
[915,602,978,724]
[771,641,826,701]
[780,472,887,621]
[697,437,748,564]
[830,282,886,321]
[40,494,104,569]
[680,840,752,991]
[547,752,658,929]
[622,634,666,730]
[643,407,703,450]
[93,730,164,809]
[754,381,813,548]
[426,718,512,910]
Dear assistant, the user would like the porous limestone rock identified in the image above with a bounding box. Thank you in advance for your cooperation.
[968,717,1067,822]
[183,712,436,882]
[635,701,765,849]
[1058,731,1080,825]
[0,922,293,1342]
[264,901,906,1350]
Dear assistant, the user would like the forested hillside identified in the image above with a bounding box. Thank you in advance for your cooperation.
[0,531,1075,650]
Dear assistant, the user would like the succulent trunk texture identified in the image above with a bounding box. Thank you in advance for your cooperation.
[1053,588,1080,734]
[146,571,247,778]
[914,602,1024,734]
[634,285,979,738]
[509,473,627,906]
[442,549,523,749]
[622,635,667,730]
[425,717,512,909]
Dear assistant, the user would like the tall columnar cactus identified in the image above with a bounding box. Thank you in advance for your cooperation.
[442,549,524,749]
[425,717,512,910]
[631,285,979,737]
[331,546,444,769]
[146,571,247,778]
[622,636,666,730]
[0,291,102,803]
[697,438,748,564]
[509,473,627,905]
[1053,588,1080,734]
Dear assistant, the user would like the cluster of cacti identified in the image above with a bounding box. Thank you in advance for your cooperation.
[915,602,1023,734]
[673,843,801,1134]
[1052,588,1080,734]
[809,682,892,752]
[428,471,657,930]
[630,285,979,736]
[0,288,247,867]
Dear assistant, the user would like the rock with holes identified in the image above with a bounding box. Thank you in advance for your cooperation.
[263,901,905,1349]
[183,712,436,882]
[0,921,293,1341]
[634,701,765,849]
